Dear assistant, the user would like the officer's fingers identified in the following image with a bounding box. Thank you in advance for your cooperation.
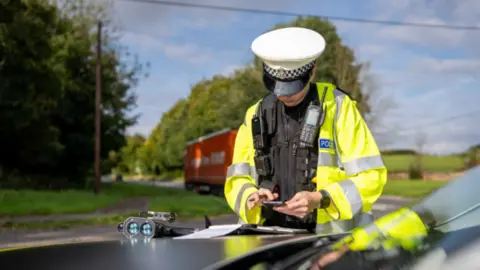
[273,207,294,215]
[286,205,309,215]
[287,192,304,203]
[291,192,302,200]
[258,188,274,200]
[286,198,308,209]
[293,207,309,218]
[258,189,275,201]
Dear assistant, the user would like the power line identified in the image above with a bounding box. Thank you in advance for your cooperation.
[116,0,480,31]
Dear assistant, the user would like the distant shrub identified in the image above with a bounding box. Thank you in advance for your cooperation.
[464,148,479,170]
[408,164,423,180]
[382,149,418,156]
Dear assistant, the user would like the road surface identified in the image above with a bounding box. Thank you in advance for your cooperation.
[104,178,185,189]
[0,179,412,249]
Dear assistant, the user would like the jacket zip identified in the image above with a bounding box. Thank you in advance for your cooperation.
[284,114,290,202]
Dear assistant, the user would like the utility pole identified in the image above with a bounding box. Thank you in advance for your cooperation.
[94,20,102,194]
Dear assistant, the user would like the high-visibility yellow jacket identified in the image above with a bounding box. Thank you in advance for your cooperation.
[224,82,387,234]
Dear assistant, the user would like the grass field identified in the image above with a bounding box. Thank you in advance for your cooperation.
[383,179,447,198]
[1,179,447,230]
[0,177,448,217]
[1,195,233,230]
[383,154,464,172]
[0,182,230,217]
[0,177,450,231]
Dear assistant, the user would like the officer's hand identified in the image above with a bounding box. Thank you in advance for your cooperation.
[273,191,321,218]
[246,188,279,210]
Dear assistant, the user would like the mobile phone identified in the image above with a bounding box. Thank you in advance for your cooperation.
[262,200,286,206]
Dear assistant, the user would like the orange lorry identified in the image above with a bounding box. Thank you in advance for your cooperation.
[184,128,238,195]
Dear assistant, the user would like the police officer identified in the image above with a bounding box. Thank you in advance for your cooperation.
[224,27,387,234]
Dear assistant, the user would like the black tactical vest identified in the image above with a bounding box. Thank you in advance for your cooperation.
[253,83,323,230]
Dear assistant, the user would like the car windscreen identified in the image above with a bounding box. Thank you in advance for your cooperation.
[410,165,480,233]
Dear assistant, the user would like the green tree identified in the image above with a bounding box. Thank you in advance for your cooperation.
[0,0,147,188]
[139,16,372,173]
[137,125,162,175]
[115,134,146,174]
[154,99,189,170]
[464,144,480,169]
[0,0,68,186]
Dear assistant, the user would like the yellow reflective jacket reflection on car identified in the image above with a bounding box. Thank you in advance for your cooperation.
[224,82,388,234]
[223,236,263,259]
[332,207,429,252]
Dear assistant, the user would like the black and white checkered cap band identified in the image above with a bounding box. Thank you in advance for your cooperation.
[263,60,315,80]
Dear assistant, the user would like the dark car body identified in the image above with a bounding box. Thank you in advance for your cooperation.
[1,166,480,270]
[0,234,316,270]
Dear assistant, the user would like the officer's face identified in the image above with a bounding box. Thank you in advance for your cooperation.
[277,88,308,107]
[277,64,316,107]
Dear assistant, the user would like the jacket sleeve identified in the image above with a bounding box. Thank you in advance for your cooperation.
[322,93,388,220]
[224,103,263,224]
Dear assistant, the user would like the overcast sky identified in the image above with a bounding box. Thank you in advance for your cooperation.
[108,0,480,155]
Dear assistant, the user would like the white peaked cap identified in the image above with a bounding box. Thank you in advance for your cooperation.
[251,27,326,71]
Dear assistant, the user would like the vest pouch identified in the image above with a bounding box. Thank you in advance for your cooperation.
[259,180,276,191]
[253,155,272,177]
[295,148,315,190]
[285,211,317,231]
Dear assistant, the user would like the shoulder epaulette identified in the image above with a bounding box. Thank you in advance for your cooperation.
[256,92,277,135]
[334,87,354,100]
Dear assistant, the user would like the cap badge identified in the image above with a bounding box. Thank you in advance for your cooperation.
[277,68,287,80]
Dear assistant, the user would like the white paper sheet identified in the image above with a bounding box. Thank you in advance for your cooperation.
[173,224,243,239]
[252,226,308,234]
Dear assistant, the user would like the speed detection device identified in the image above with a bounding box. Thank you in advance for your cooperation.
[118,211,213,240]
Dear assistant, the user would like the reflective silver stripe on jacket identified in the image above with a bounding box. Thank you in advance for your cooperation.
[227,163,258,218]
[332,89,385,174]
[315,211,374,234]
[342,155,385,175]
[226,162,258,184]
[315,90,382,233]
[332,89,345,169]
[234,182,256,215]
[315,90,344,169]
[317,152,337,167]
[315,89,345,169]
[339,179,363,215]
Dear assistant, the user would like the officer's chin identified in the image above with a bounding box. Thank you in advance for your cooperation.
[281,100,301,107]
[278,95,303,107]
